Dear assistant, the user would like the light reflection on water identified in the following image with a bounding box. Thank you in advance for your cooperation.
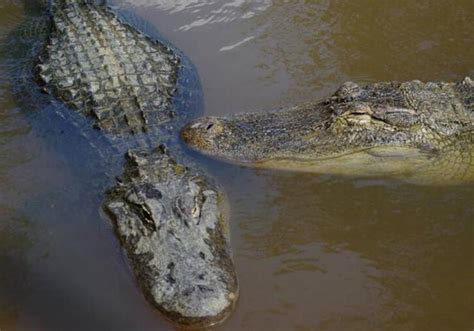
[1,0,473,330]
[120,0,272,29]
[118,0,474,114]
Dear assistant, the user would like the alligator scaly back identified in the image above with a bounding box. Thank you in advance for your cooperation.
[37,0,180,134]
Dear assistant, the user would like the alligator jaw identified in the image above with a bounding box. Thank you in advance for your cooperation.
[181,117,440,178]
[181,79,474,184]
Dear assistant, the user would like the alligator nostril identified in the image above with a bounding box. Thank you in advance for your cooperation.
[206,123,214,131]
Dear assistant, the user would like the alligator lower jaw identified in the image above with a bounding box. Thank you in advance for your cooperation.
[252,146,432,173]
[192,145,473,185]
[104,148,238,328]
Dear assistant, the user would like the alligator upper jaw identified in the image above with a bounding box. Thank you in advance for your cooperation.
[104,148,239,328]
[250,146,440,177]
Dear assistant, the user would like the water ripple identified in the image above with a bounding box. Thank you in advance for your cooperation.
[121,0,272,31]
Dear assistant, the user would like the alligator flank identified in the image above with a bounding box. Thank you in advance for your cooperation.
[105,147,238,328]
[182,78,474,184]
[36,0,179,134]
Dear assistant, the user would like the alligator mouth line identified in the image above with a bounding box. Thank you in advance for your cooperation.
[249,146,435,164]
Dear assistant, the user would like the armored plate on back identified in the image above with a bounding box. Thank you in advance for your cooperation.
[36,0,179,134]
[182,78,474,184]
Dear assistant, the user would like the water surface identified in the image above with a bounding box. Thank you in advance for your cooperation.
[1,0,473,330]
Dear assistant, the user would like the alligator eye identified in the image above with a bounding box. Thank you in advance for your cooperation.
[206,123,214,130]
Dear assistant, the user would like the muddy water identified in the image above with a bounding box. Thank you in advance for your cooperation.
[1,1,473,330]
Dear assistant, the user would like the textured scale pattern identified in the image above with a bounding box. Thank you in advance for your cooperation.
[105,148,238,327]
[36,1,179,134]
[181,78,474,183]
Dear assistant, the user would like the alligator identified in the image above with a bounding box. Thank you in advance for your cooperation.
[4,0,471,326]
[2,0,237,327]
[182,78,474,184]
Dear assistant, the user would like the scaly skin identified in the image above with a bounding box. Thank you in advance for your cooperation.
[105,147,238,328]
[182,78,474,184]
[36,0,179,134]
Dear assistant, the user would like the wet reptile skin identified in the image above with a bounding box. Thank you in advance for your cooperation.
[36,0,179,134]
[182,78,474,184]
[105,147,238,328]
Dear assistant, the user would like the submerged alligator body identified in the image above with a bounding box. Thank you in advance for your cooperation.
[36,0,180,134]
[182,78,474,184]
[5,0,238,327]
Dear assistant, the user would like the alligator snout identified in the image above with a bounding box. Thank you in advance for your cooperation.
[181,117,225,152]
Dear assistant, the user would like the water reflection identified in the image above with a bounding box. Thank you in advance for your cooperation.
[113,0,287,115]
[120,0,272,30]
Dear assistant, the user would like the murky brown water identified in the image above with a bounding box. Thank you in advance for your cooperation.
[1,1,473,330]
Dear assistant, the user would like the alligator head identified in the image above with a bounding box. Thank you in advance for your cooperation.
[182,78,474,183]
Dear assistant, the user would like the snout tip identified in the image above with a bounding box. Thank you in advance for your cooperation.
[180,117,225,150]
